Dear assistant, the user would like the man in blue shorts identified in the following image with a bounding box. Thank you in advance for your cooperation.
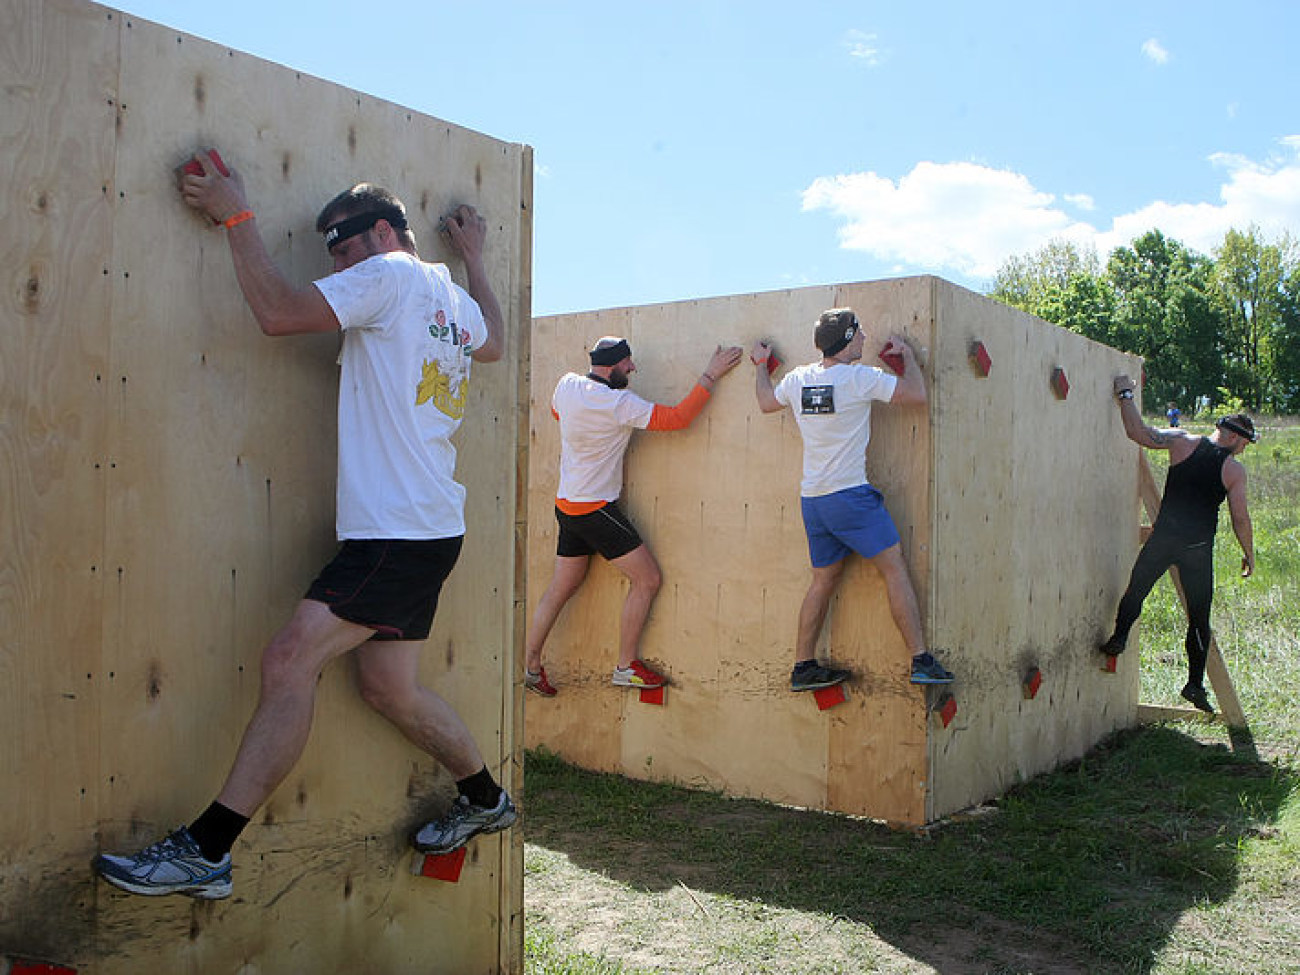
[752,308,954,692]
[94,151,514,900]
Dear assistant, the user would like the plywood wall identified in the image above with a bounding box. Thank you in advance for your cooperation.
[526,278,1140,826]
[926,282,1140,819]
[527,280,938,825]
[0,1,530,971]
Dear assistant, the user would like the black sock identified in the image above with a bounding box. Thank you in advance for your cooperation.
[793,660,817,672]
[187,801,250,862]
[456,767,503,809]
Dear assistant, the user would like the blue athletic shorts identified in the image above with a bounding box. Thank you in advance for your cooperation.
[800,484,900,567]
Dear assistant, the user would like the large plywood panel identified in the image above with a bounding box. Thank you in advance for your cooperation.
[528,277,1141,829]
[1,1,528,970]
[822,280,933,825]
[0,0,117,956]
[927,281,1139,819]
[526,283,934,821]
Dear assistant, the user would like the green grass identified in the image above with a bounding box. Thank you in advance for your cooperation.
[523,420,1300,975]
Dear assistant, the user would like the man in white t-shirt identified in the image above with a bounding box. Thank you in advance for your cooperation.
[752,308,954,692]
[524,337,743,696]
[95,151,514,901]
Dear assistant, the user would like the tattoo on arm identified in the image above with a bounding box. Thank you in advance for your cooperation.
[1147,428,1168,446]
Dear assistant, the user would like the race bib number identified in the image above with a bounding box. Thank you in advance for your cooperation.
[801,384,836,414]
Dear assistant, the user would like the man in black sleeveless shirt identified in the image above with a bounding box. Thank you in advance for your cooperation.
[1101,375,1256,713]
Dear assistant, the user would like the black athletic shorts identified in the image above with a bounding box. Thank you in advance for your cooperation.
[555,503,643,561]
[305,537,463,641]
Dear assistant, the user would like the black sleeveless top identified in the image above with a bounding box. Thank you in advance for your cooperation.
[1152,438,1231,542]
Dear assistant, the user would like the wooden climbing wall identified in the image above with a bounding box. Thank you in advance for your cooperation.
[925,285,1140,820]
[525,278,1139,826]
[0,1,531,971]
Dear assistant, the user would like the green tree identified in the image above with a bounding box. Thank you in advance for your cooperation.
[1213,226,1299,411]
[1101,230,1225,409]
[989,238,1101,320]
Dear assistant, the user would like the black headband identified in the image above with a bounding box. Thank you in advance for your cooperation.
[323,208,408,251]
[823,320,858,358]
[590,339,632,367]
[1217,417,1258,443]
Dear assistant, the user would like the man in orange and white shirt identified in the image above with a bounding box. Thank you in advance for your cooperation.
[525,336,742,696]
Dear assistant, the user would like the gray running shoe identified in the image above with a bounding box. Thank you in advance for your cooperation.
[791,662,851,691]
[94,827,232,899]
[910,652,955,684]
[414,791,518,855]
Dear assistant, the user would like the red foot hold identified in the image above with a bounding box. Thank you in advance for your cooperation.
[812,683,848,710]
[11,964,78,975]
[938,693,958,728]
[179,148,230,178]
[639,686,665,705]
[1050,366,1070,400]
[878,346,905,376]
[1101,654,1118,673]
[416,845,467,882]
[969,340,992,377]
[1022,667,1043,699]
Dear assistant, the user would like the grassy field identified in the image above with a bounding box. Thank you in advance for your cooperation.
[521,419,1300,975]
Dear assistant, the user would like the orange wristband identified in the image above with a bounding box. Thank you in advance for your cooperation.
[222,210,254,229]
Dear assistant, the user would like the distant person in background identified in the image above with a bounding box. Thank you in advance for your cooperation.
[524,336,744,697]
[1101,376,1256,713]
[1166,402,1182,427]
[751,308,954,692]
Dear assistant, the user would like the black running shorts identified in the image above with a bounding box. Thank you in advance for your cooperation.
[305,537,463,641]
[554,503,643,561]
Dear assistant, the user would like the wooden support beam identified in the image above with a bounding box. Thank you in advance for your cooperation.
[1137,704,1216,724]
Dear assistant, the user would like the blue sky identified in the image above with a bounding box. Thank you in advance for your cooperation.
[114,1,1300,315]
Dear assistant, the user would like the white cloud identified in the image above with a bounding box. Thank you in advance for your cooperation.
[801,161,1092,278]
[844,29,883,66]
[1065,193,1096,211]
[1097,140,1300,255]
[1141,38,1169,64]
[802,139,1300,280]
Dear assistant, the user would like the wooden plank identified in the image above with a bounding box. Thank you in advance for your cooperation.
[1204,638,1248,728]
[2,1,528,970]
[1137,704,1215,724]
[1138,450,1164,523]
[527,284,931,823]
[925,281,1140,821]
[0,0,117,959]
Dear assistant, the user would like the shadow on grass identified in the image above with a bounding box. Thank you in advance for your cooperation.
[524,726,1298,973]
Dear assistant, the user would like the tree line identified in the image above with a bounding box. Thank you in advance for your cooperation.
[987,227,1299,415]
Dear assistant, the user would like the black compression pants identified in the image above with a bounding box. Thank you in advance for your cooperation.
[1110,529,1215,687]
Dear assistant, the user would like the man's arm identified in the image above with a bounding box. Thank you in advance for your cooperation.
[884,336,926,406]
[645,345,743,430]
[750,341,783,414]
[1112,374,1185,451]
[442,205,505,363]
[179,151,340,336]
[1223,460,1255,577]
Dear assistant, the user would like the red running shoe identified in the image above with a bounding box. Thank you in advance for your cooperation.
[612,660,666,688]
[525,667,557,698]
